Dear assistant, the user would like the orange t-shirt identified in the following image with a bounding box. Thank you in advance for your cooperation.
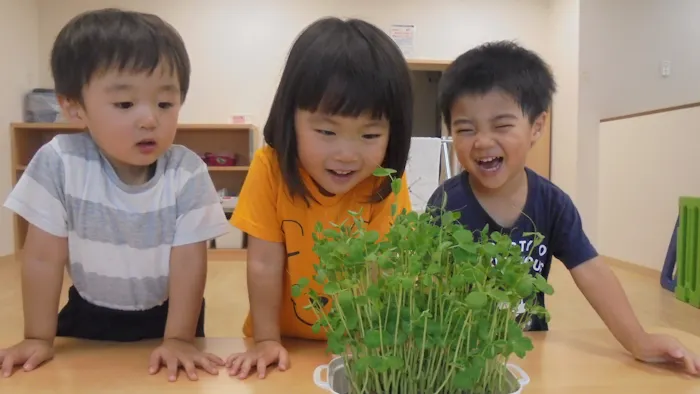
[231,145,412,340]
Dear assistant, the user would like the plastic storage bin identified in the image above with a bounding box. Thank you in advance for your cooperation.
[23,88,61,123]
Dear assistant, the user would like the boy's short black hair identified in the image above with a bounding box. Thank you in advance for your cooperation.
[263,16,413,205]
[438,40,556,127]
[51,8,190,104]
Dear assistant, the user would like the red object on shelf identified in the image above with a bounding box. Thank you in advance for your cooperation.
[200,152,237,166]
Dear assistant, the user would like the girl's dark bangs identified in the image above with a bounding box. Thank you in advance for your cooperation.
[294,60,392,120]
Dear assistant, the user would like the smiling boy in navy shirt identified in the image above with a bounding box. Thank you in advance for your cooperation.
[428,40,700,375]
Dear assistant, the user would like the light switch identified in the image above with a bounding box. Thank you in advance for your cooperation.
[661,60,671,77]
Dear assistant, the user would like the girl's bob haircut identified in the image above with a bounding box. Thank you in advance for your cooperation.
[263,16,413,205]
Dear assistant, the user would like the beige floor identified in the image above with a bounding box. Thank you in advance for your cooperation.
[0,252,698,345]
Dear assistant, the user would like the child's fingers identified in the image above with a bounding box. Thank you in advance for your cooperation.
[148,351,162,374]
[182,359,198,381]
[197,356,218,375]
[166,357,179,382]
[1,353,16,377]
[227,356,245,376]
[680,351,698,376]
[225,353,241,368]
[257,358,269,378]
[278,348,290,371]
[205,352,225,366]
[237,357,254,379]
[23,351,47,372]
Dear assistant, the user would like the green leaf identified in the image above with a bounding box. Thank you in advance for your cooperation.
[297,277,310,288]
[367,284,381,299]
[373,167,397,177]
[324,282,341,295]
[363,230,379,243]
[453,370,477,390]
[322,229,339,239]
[426,263,441,275]
[327,335,345,355]
[533,274,554,295]
[391,178,402,195]
[516,277,534,298]
[354,295,369,306]
[441,211,455,225]
[512,336,534,358]
[465,291,488,309]
[291,284,302,297]
[450,274,467,288]
[453,228,474,244]
[490,289,510,303]
[385,355,404,370]
[336,289,353,307]
[364,329,383,349]
[344,310,359,330]
[391,203,397,217]
[311,320,322,333]
[314,222,323,233]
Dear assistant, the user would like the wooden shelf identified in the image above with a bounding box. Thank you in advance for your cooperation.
[407,59,452,72]
[9,122,258,255]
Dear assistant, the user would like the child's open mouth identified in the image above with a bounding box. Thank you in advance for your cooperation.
[136,139,157,154]
[327,169,355,177]
[475,156,503,172]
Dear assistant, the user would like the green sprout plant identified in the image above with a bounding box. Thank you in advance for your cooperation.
[293,167,554,394]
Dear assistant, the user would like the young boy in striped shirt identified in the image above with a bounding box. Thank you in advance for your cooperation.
[0,8,229,381]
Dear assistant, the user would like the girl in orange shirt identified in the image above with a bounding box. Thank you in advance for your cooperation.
[225,17,414,379]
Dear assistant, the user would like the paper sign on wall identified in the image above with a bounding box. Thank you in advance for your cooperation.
[389,24,415,57]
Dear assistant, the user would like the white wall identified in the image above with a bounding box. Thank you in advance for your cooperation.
[547,0,580,200]
[581,0,700,267]
[597,107,700,271]
[35,0,552,128]
[584,0,700,120]
[12,0,700,270]
[0,0,40,256]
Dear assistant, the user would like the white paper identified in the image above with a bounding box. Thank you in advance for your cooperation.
[405,137,442,213]
[389,24,415,57]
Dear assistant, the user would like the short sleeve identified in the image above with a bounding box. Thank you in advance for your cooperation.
[4,142,68,238]
[230,148,284,243]
[173,156,230,247]
[367,173,412,236]
[549,192,599,269]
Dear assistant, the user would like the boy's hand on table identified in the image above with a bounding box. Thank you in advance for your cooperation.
[0,339,54,377]
[149,338,224,382]
[226,339,289,379]
[632,333,700,376]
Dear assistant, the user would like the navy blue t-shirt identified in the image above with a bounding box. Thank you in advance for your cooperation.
[426,168,598,331]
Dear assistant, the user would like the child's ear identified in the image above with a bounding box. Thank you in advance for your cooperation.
[57,95,86,125]
[529,111,547,146]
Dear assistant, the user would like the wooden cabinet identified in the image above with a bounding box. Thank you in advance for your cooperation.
[9,122,258,256]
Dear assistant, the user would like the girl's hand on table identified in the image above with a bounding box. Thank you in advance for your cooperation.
[0,339,54,377]
[149,338,225,382]
[226,339,289,379]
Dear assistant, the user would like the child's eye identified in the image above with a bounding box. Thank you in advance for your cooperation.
[456,129,475,134]
[496,125,513,130]
[159,102,173,109]
[315,129,335,136]
[114,102,133,109]
[362,134,381,140]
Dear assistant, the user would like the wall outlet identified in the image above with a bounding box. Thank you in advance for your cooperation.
[661,60,671,77]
